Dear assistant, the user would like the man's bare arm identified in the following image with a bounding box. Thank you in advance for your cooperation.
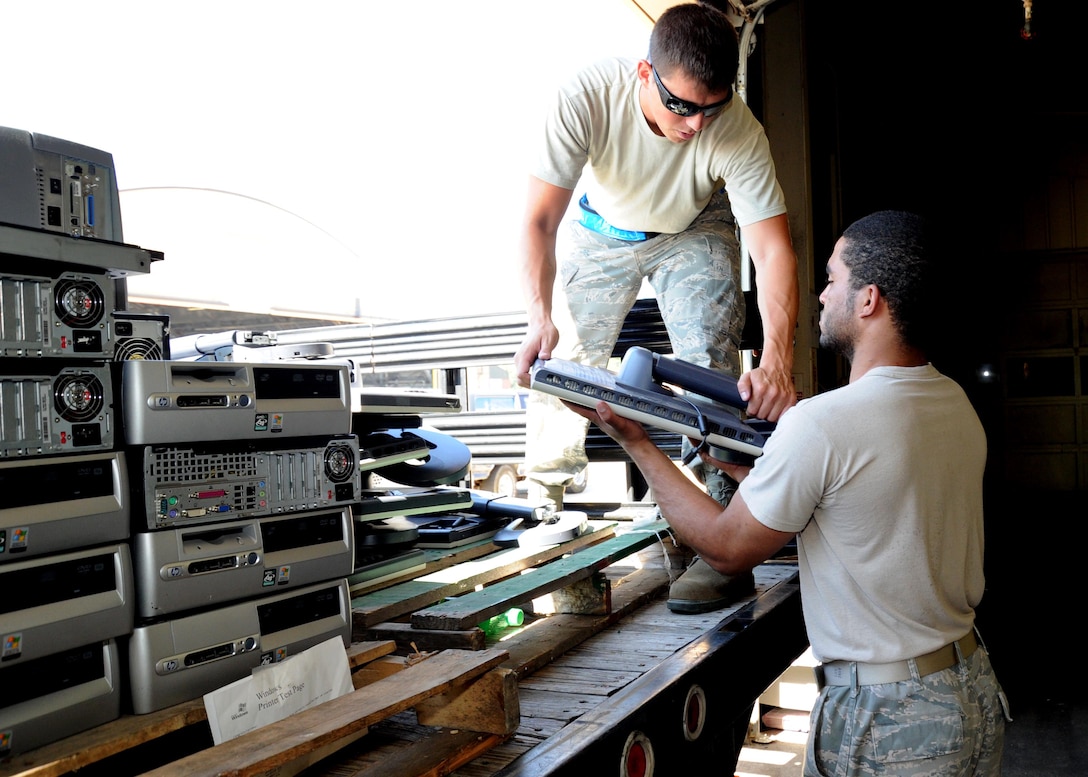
[514,176,574,386]
[738,213,799,422]
[564,400,794,574]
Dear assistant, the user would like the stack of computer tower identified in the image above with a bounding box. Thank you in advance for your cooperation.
[156,333,481,589]
[0,127,167,756]
[120,358,362,714]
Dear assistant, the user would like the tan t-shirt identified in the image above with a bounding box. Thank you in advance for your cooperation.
[532,57,787,234]
[740,365,987,664]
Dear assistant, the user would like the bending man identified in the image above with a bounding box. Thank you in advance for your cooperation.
[513,1,799,613]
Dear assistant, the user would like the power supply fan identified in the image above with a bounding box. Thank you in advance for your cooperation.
[54,278,107,327]
[53,372,106,422]
[324,441,358,483]
[115,337,164,361]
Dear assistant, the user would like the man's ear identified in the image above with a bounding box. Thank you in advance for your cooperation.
[857,284,881,319]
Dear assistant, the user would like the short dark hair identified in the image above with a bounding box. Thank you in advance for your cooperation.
[840,210,935,350]
[650,2,739,93]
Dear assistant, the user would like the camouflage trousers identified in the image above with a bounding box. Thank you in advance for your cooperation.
[806,640,1008,776]
[524,189,744,492]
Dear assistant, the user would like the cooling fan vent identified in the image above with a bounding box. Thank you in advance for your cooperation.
[54,278,107,328]
[53,372,106,422]
[115,337,164,361]
[324,442,357,483]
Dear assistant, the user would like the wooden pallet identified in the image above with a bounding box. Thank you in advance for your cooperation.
[350,521,621,632]
[356,521,674,654]
[143,648,516,777]
[409,520,672,631]
[0,641,517,777]
[280,561,804,776]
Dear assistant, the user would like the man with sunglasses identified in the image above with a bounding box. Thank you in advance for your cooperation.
[514,2,799,614]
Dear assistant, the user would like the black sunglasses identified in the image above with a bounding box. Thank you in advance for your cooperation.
[651,65,732,118]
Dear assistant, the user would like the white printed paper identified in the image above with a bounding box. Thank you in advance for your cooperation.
[203,637,353,745]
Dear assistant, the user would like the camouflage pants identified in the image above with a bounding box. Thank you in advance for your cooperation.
[525,189,744,493]
[806,642,1008,776]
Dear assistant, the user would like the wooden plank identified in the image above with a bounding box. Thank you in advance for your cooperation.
[313,709,438,774]
[350,522,618,632]
[264,729,370,777]
[351,655,410,687]
[416,668,520,735]
[364,621,487,654]
[516,665,643,695]
[536,572,610,616]
[348,540,501,598]
[548,642,682,670]
[0,641,399,777]
[290,708,505,776]
[346,640,399,668]
[410,521,669,631]
[0,700,210,777]
[447,732,542,777]
[515,687,605,725]
[142,647,512,777]
[584,617,718,648]
[367,578,614,658]
[324,728,507,777]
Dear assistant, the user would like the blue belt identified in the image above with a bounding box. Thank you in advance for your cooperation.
[578,195,659,242]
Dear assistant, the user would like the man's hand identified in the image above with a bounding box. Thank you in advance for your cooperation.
[737,363,796,422]
[514,320,560,388]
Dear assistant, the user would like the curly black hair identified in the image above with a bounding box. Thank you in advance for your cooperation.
[839,210,936,351]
